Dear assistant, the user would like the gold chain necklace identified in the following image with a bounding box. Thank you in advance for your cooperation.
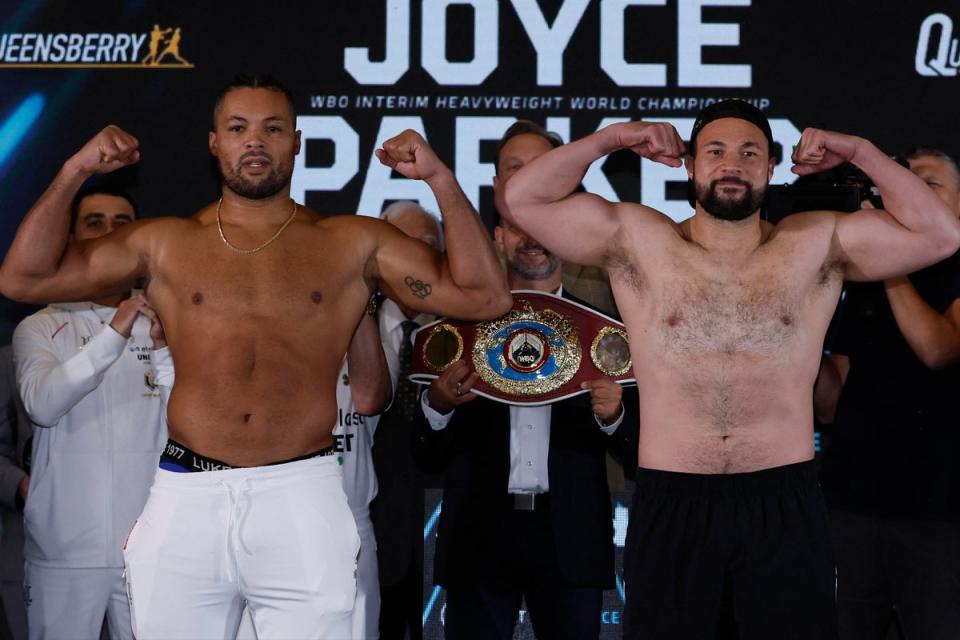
[216,197,298,254]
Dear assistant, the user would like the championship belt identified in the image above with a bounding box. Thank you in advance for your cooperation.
[409,291,635,406]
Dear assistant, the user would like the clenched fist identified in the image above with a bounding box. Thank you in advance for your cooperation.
[607,121,685,168]
[791,128,864,176]
[376,129,448,182]
[69,125,140,176]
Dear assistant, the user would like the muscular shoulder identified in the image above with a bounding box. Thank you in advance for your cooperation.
[772,211,845,283]
[110,215,198,251]
[603,203,679,291]
[606,202,680,253]
[772,211,842,260]
[312,211,386,232]
[311,212,396,249]
[616,202,678,233]
[772,210,839,238]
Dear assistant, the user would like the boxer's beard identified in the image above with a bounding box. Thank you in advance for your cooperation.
[695,177,766,221]
[220,152,292,200]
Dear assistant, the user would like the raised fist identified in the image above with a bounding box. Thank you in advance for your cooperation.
[70,125,140,176]
[609,121,685,168]
[376,129,447,182]
[791,128,863,176]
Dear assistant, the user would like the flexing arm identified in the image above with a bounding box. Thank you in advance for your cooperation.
[347,312,393,416]
[502,121,685,267]
[792,129,960,281]
[372,130,512,320]
[0,126,148,303]
[884,279,960,369]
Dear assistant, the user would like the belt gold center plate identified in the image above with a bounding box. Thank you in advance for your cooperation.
[471,301,582,396]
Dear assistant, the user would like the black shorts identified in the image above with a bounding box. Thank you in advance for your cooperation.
[623,461,838,640]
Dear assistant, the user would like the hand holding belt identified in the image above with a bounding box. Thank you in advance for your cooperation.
[408,291,635,406]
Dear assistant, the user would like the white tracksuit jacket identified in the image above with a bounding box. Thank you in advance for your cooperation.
[12,302,166,568]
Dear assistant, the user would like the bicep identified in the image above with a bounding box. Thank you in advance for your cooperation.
[13,222,149,304]
[67,236,144,293]
[512,192,623,268]
[835,209,944,282]
[374,233,467,317]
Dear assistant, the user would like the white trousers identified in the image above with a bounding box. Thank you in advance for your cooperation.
[24,564,132,640]
[236,510,380,640]
[350,511,381,640]
[123,456,360,640]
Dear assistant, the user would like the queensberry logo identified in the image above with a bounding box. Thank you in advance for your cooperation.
[915,13,960,77]
[0,25,192,68]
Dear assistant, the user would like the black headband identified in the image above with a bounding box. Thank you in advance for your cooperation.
[688,99,774,155]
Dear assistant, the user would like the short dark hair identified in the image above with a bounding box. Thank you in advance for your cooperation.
[211,73,297,131]
[70,186,138,234]
[494,120,562,176]
[903,146,960,189]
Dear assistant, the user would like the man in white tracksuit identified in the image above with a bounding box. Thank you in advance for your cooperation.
[151,310,396,639]
[331,317,398,640]
[11,188,166,640]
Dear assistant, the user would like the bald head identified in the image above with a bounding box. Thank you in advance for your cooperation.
[380,201,445,251]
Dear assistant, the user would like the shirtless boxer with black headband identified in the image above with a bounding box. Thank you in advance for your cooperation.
[501,100,960,639]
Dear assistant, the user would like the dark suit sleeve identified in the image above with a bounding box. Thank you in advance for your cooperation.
[604,385,639,473]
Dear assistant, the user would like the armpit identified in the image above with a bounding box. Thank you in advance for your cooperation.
[603,238,643,293]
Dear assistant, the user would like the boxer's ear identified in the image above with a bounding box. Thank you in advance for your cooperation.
[494,225,505,253]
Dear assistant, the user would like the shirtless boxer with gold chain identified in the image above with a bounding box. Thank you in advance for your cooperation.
[0,73,511,640]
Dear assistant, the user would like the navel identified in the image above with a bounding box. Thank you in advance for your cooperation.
[781,315,792,326]
[191,292,203,305]
[243,413,252,423]
[311,291,323,304]
[666,313,681,328]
